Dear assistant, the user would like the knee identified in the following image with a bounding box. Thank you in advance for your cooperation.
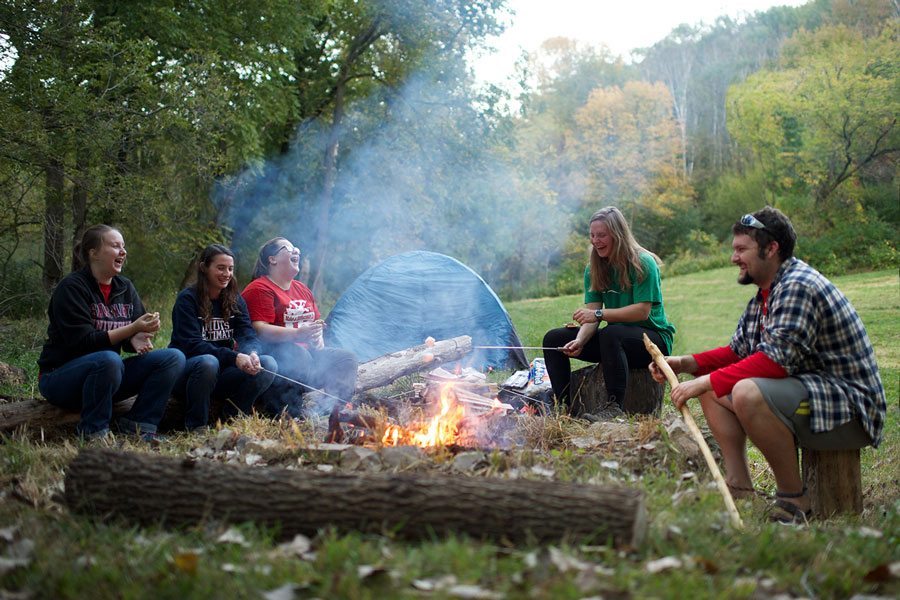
[193,354,219,379]
[95,351,125,380]
[731,379,765,416]
[543,328,566,347]
[259,354,277,373]
[158,349,186,373]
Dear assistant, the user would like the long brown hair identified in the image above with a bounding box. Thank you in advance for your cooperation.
[73,224,118,271]
[588,207,660,292]
[251,237,290,280]
[195,244,239,324]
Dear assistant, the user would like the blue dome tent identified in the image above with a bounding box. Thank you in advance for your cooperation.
[324,251,528,369]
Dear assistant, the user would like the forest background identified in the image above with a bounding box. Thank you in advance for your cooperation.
[0,0,896,315]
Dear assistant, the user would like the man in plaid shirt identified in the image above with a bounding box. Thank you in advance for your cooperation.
[650,207,886,523]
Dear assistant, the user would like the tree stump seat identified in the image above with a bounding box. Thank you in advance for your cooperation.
[570,364,664,417]
[801,447,862,517]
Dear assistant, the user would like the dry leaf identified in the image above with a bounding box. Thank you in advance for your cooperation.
[216,527,249,546]
[530,466,555,478]
[645,556,682,573]
[262,583,299,600]
[172,551,199,575]
[447,584,503,599]
[276,534,312,557]
[357,564,387,580]
[412,575,457,591]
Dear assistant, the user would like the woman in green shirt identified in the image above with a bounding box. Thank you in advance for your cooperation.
[543,207,675,417]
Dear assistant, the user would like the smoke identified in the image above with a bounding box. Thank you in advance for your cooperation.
[216,67,568,300]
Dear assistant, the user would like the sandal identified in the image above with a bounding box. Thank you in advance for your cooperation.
[768,488,812,525]
[726,483,771,500]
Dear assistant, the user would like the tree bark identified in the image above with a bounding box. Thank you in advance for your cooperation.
[65,448,647,546]
[42,155,66,291]
[0,397,137,432]
[569,365,664,417]
[802,448,862,517]
[355,336,473,393]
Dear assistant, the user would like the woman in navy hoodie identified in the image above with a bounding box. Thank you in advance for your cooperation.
[38,225,185,440]
[169,244,276,430]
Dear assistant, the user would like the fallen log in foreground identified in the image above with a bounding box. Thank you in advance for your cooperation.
[65,448,647,547]
[355,335,473,393]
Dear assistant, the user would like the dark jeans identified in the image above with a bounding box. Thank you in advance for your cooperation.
[174,354,277,430]
[39,349,185,436]
[543,324,664,412]
[257,343,358,418]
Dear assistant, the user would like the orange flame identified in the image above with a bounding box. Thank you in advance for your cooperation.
[381,383,465,448]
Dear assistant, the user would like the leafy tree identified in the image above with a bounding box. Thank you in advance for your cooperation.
[727,23,899,206]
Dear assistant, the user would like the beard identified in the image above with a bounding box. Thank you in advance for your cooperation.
[737,269,754,285]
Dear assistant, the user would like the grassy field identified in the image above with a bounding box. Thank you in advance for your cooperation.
[0,267,898,599]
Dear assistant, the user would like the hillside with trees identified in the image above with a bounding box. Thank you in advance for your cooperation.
[0,0,896,311]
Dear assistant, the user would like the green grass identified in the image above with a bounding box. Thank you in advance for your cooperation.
[1,267,898,599]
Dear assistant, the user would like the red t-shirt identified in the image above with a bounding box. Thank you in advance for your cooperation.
[98,281,112,304]
[241,276,320,330]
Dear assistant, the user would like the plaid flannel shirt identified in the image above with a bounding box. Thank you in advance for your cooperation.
[729,258,886,447]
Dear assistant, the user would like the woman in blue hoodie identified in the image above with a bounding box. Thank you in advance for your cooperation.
[37,225,184,440]
[169,244,276,430]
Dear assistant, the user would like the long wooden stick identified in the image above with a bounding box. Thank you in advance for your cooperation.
[643,334,743,529]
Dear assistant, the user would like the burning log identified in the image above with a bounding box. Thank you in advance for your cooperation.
[65,448,647,547]
[355,335,473,393]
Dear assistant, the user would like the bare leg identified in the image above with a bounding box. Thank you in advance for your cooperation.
[731,379,809,512]
[698,389,754,492]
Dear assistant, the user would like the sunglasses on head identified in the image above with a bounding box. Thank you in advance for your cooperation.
[740,214,766,230]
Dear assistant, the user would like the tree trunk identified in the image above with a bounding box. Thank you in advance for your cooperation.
[355,336,473,393]
[569,365,663,417]
[65,448,647,546]
[42,155,66,291]
[70,147,89,272]
[802,448,862,517]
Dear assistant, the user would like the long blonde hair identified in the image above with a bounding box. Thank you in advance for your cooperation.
[588,207,660,292]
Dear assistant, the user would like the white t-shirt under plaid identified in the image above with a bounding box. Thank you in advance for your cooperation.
[729,257,886,447]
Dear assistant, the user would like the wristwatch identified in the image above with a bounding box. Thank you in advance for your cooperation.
[594,308,604,321]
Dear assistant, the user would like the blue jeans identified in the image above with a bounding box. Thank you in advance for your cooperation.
[174,354,277,430]
[257,343,357,418]
[39,349,185,436]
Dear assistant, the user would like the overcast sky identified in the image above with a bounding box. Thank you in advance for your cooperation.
[471,0,810,84]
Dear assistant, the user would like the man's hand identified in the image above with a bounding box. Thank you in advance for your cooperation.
[669,375,712,410]
[131,331,154,354]
[649,355,683,383]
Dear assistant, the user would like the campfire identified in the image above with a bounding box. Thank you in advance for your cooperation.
[328,366,517,449]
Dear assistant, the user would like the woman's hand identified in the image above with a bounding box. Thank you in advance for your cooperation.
[572,308,599,325]
[131,331,154,354]
[133,312,161,334]
[236,352,262,375]
[560,338,584,358]
[294,320,325,347]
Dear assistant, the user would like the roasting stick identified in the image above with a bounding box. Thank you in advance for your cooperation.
[474,345,563,351]
[642,334,744,529]
[260,368,344,404]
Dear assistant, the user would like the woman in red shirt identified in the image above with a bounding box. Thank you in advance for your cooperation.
[241,237,357,417]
